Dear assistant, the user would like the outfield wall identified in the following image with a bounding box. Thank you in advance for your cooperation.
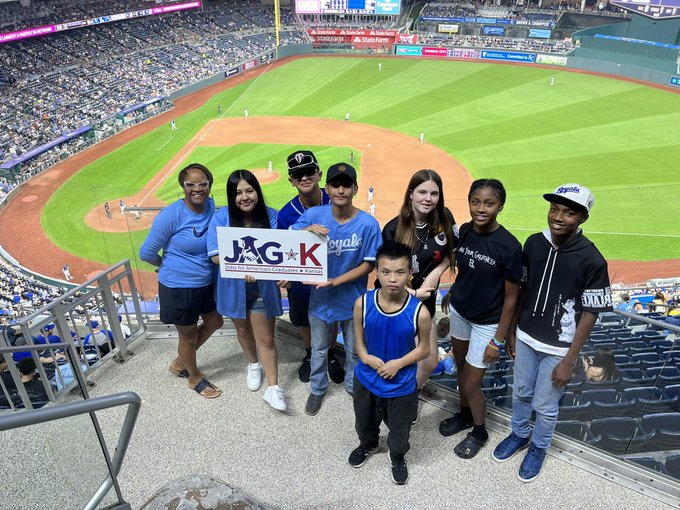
[392,44,679,89]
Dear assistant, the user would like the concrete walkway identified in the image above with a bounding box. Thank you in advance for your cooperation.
[86,328,672,510]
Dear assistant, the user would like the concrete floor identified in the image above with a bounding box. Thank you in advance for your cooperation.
[76,327,675,510]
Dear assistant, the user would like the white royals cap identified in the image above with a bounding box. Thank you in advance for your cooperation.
[543,183,594,213]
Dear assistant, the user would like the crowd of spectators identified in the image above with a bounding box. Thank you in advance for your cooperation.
[0,1,306,170]
[416,33,574,53]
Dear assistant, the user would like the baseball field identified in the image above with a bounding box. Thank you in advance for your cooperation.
[3,56,680,289]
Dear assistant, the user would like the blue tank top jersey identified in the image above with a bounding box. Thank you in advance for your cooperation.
[354,289,422,398]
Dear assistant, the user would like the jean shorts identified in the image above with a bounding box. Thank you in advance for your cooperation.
[450,305,498,369]
[243,281,266,314]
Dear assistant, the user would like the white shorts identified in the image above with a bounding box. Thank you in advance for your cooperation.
[450,305,498,369]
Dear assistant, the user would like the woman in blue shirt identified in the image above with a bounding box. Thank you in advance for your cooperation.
[139,163,223,399]
[208,170,289,412]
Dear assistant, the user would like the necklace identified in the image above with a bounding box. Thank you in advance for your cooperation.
[415,223,429,250]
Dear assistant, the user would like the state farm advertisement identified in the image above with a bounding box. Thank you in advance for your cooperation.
[307,28,398,47]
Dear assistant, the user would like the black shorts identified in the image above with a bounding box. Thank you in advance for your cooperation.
[288,289,311,327]
[159,282,217,326]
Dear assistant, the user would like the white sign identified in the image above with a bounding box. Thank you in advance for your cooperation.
[216,227,327,282]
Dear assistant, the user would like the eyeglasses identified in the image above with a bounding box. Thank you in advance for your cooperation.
[291,169,318,183]
[183,180,210,190]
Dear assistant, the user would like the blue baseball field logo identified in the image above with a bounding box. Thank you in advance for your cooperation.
[216,227,328,282]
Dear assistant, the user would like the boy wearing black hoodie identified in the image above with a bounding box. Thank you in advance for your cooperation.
[492,184,612,482]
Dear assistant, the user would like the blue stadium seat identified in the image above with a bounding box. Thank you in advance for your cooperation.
[665,454,680,479]
[623,455,671,475]
[625,342,654,355]
[481,376,508,398]
[650,340,673,353]
[582,378,621,391]
[631,352,663,370]
[663,384,680,403]
[622,387,679,415]
[558,392,591,420]
[492,396,512,410]
[556,420,595,442]
[581,389,634,418]
[646,367,680,387]
[618,368,655,388]
[640,413,680,451]
[589,417,654,455]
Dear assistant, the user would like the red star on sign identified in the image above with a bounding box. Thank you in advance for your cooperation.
[286,249,298,260]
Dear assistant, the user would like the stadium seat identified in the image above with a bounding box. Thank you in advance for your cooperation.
[625,342,654,355]
[622,387,679,415]
[631,352,663,369]
[481,376,508,398]
[640,413,680,451]
[618,368,655,388]
[589,417,654,455]
[556,420,595,442]
[623,455,671,475]
[581,389,634,418]
[492,396,512,410]
[582,378,622,391]
[665,454,680,479]
[663,384,680,403]
[558,392,591,420]
[650,340,673,353]
[646,367,680,387]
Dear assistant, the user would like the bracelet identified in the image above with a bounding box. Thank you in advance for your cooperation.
[489,337,505,349]
[487,343,500,351]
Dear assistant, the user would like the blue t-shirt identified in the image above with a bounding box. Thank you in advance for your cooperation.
[139,198,216,288]
[292,205,381,322]
[278,189,331,300]
[355,289,422,398]
[207,206,283,320]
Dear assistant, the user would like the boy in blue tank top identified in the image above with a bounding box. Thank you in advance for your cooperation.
[350,241,432,485]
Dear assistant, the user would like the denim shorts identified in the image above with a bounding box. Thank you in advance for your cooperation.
[450,305,498,369]
[244,282,265,315]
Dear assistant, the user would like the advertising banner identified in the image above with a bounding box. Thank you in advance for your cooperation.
[483,26,505,36]
[529,28,552,39]
[480,49,536,63]
[670,76,680,87]
[225,67,241,78]
[395,45,423,56]
[422,47,449,57]
[437,24,459,33]
[375,0,400,15]
[395,33,419,44]
[242,59,258,71]
[216,228,327,282]
[536,54,567,66]
[307,28,397,36]
[351,35,392,48]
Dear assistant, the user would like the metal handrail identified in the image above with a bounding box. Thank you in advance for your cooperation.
[0,391,141,510]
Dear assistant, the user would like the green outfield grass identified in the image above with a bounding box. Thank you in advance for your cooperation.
[42,56,680,268]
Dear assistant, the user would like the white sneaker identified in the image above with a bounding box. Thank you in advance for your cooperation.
[263,385,287,412]
[246,362,262,391]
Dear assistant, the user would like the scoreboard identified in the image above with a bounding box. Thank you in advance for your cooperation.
[610,0,680,19]
[295,0,400,15]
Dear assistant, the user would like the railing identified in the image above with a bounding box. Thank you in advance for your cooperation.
[0,259,145,411]
[424,308,680,506]
[0,391,141,510]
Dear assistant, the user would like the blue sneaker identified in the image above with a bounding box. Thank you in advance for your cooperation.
[431,360,445,377]
[443,356,456,375]
[518,444,547,483]
[491,432,531,463]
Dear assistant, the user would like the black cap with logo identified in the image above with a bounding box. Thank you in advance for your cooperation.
[326,163,357,185]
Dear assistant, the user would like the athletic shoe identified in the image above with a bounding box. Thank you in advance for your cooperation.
[389,451,408,485]
[348,444,379,468]
[298,355,311,383]
[263,385,287,412]
[431,359,445,377]
[438,414,473,437]
[492,432,531,463]
[246,361,262,391]
[518,444,547,483]
[305,392,325,416]
[328,354,345,384]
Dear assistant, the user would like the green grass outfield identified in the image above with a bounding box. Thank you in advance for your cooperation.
[42,56,680,269]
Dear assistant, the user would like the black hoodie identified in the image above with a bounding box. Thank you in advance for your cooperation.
[517,229,612,355]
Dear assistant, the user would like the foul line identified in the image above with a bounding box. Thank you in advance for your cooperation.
[156,137,173,151]
[139,65,273,205]
[510,228,680,239]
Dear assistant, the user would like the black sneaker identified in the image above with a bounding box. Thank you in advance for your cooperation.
[328,355,345,384]
[298,355,311,383]
[439,414,473,437]
[389,452,408,485]
[305,393,325,416]
[348,444,379,468]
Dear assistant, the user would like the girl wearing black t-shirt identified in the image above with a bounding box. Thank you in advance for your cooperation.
[382,169,457,389]
[438,179,522,459]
